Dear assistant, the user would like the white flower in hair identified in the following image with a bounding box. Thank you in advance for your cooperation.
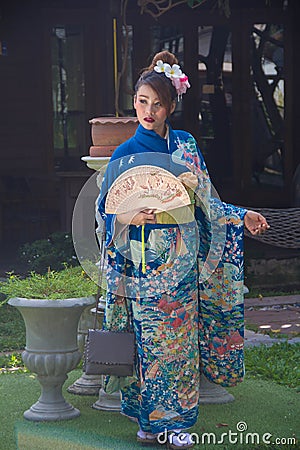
[164,63,183,79]
[154,60,166,73]
[154,59,191,100]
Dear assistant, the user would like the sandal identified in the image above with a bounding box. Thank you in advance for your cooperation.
[137,429,158,444]
[167,431,194,449]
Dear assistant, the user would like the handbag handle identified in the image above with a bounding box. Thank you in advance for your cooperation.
[93,225,106,330]
[93,226,131,332]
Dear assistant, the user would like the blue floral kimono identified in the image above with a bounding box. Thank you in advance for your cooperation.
[98,123,247,434]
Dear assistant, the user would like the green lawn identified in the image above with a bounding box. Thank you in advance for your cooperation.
[0,370,298,450]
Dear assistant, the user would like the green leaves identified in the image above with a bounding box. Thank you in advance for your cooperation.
[0,353,28,374]
[0,266,97,300]
[245,342,300,389]
[0,304,25,352]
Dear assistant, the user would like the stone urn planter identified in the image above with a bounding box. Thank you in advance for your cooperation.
[8,296,95,421]
[8,297,95,421]
[1,267,97,421]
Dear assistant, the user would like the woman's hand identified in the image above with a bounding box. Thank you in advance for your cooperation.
[117,209,157,226]
[244,210,270,235]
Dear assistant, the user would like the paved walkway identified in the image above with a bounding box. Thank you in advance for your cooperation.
[244,294,300,346]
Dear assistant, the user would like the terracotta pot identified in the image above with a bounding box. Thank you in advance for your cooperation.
[89,116,138,147]
[89,146,116,157]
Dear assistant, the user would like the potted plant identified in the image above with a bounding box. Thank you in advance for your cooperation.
[0,266,97,421]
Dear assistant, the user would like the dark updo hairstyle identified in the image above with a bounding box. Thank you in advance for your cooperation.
[134,50,178,116]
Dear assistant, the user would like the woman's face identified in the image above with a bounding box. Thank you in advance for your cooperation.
[134,84,175,137]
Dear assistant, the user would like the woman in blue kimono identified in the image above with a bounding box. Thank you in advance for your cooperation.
[98,51,269,449]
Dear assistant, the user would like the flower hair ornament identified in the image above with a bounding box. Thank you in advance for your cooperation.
[154,60,191,100]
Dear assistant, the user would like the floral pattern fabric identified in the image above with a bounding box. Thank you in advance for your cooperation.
[98,123,247,434]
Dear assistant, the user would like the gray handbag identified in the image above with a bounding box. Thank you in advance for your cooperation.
[84,297,135,376]
[84,227,135,377]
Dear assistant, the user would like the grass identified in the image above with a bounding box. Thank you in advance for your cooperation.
[0,370,298,450]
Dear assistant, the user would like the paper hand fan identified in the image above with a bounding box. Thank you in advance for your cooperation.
[105,165,191,214]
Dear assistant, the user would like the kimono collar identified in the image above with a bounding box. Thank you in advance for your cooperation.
[133,122,176,154]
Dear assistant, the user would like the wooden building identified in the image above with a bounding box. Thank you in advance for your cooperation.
[0,0,299,246]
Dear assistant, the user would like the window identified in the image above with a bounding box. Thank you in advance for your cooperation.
[51,25,86,168]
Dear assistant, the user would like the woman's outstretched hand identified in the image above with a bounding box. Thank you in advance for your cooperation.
[117,209,157,226]
[244,210,270,235]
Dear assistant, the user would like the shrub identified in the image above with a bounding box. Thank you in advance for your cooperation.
[245,341,300,389]
[19,231,79,274]
[0,266,97,300]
